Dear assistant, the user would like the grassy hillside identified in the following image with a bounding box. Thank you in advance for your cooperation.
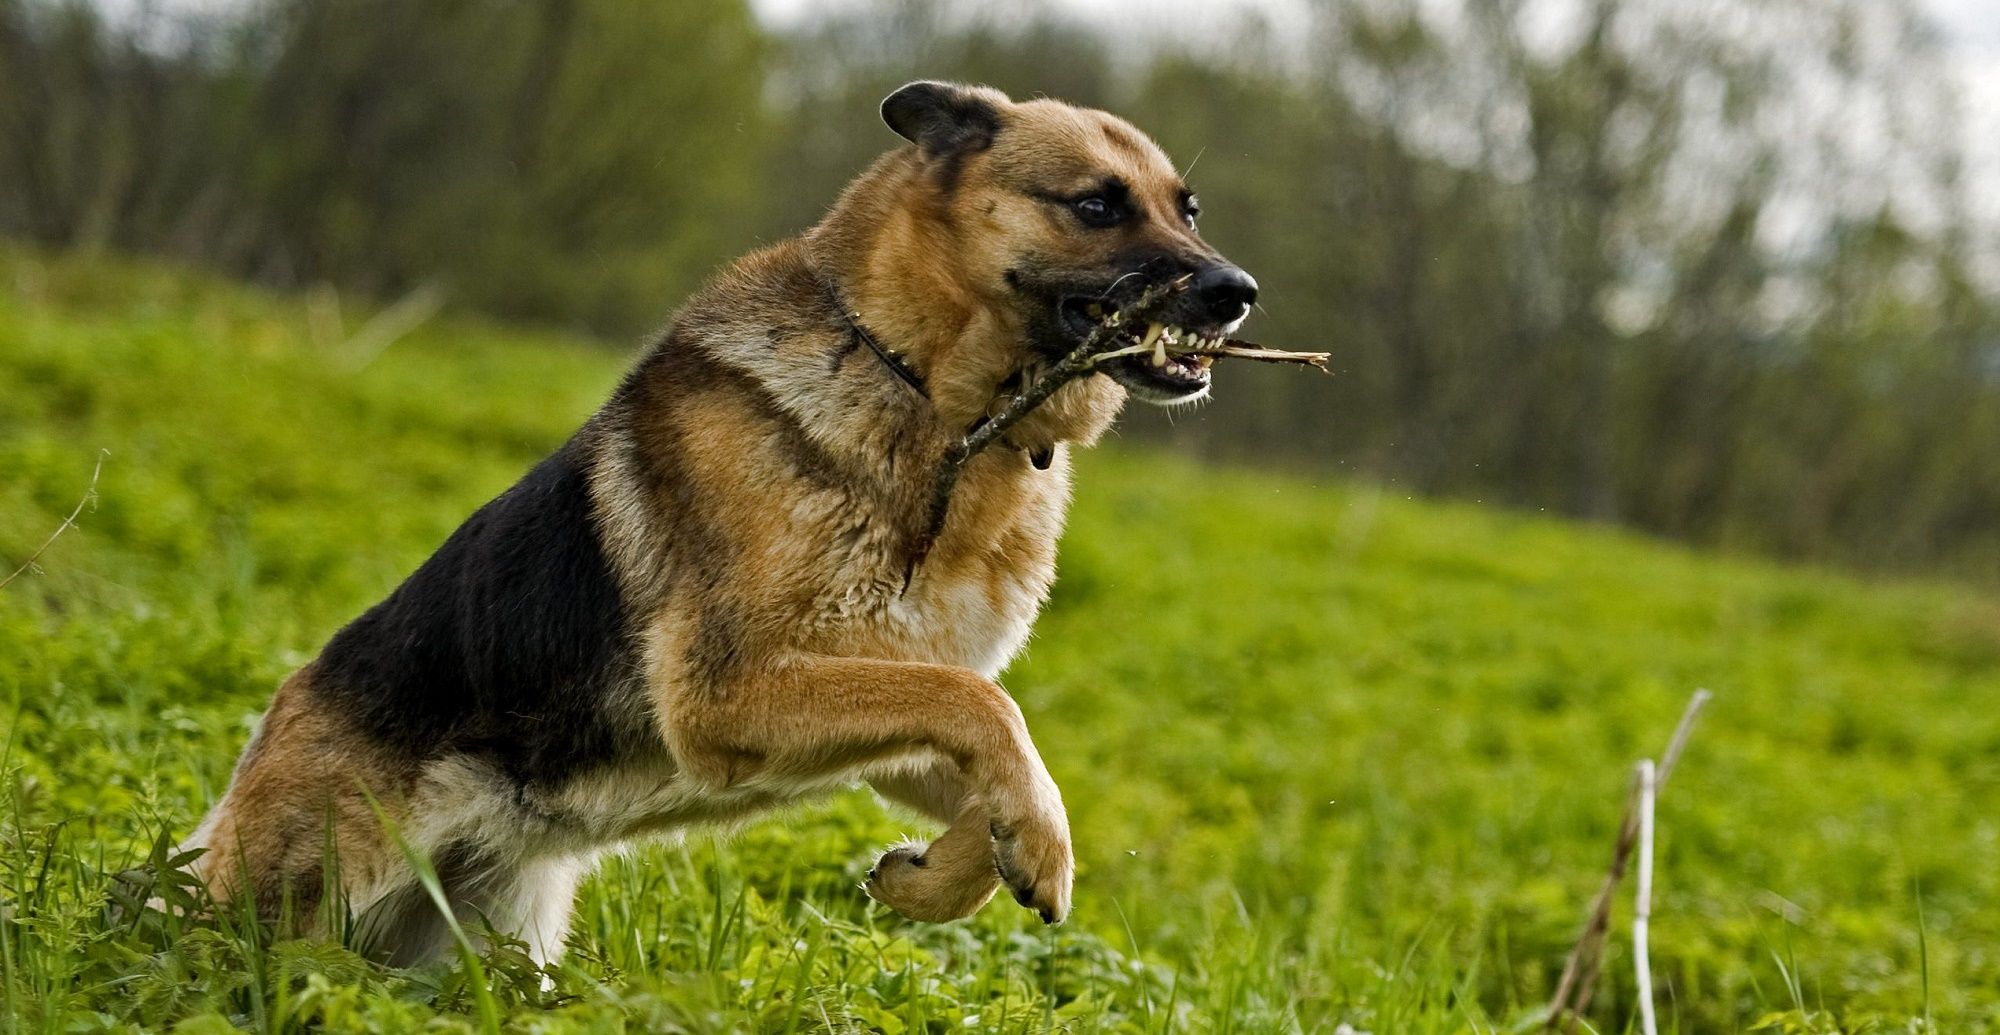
[3,248,1996,1032]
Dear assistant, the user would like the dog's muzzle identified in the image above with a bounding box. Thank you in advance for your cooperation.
[1055,263,1257,406]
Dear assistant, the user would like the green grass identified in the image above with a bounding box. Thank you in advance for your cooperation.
[3,246,1997,1033]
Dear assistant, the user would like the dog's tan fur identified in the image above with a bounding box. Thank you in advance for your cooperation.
[186,673,410,909]
[183,81,1250,962]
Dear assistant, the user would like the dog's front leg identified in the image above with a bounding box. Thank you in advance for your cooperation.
[863,762,1002,921]
[662,654,1071,923]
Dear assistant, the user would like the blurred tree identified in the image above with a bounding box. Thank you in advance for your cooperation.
[0,0,236,255]
[232,0,771,333]
[756,1,1117,240]
[0,0,770,335]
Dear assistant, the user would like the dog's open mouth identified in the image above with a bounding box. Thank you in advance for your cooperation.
[1058,297,1214,405]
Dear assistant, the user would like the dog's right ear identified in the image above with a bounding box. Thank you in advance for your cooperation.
[881,81,1004,157]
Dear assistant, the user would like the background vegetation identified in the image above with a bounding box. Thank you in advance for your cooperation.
[5,247,1998,1031]
[4,0,1998,581]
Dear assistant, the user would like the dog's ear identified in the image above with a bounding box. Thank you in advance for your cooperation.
[881,81,1004,157]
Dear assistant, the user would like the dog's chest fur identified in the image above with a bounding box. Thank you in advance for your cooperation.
[609,394,1070,684]
[806,454,1067,679]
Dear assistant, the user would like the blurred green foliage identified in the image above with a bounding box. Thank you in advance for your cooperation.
[3,0,1998,583]
[5,248,1997,1030]
[0,0,769,334]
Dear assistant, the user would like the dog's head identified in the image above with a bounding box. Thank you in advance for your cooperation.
[819,81,1255,416]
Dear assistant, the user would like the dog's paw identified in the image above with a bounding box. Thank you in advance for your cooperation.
[863,840,998,923]
[990,816,1072,924]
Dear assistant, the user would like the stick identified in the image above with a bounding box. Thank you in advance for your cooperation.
[0,450,107,592]
[901,280,1185,587]
[1091,338,1330,369]
[900,289,1331,589]
[1204,339,1329,369]
[1633,758,1658,1035]
[1657,688,1711,785]
[1548,774,1638,1028]
[1545,688,1711,1030]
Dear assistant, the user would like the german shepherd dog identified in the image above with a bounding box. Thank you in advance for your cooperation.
[183,81,1257,965]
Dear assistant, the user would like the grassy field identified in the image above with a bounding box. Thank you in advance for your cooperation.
[2,248,1996,1033]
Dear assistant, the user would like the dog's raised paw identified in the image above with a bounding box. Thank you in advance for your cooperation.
[990,819,1072,924]
[863,841,997,923]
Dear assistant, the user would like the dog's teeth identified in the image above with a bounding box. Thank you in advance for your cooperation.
[1152,336,1169,367]
[1196,355,1213,370]
[1140,322,1163,348]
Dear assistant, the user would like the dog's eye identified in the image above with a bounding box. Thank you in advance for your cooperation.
[1182,194,1201,230]
[1072,196,1122,229]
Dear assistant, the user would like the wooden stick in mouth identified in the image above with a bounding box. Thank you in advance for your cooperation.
[901,281,1329,589]
[1205,339,1330,369]
[1086,331,1330,371]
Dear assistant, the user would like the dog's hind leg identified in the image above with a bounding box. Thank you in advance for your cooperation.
[350,851,586,967]
[864,761,1001,922]
[182,671,411,936]
[350,875,451,966]
[468,854,588,966]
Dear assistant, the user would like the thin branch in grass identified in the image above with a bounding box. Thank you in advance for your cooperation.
[1545,687,1711,1032]
[1633,757,1658,1035]
[1913,878,1934,1034]
[0,449,108,592]
[1655,688,1711,786]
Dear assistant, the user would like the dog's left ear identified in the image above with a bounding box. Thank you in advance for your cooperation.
[881,81,1005,157]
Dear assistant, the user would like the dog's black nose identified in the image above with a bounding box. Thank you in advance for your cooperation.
[1192,265,1257,324]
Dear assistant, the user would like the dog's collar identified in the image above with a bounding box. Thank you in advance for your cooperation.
[822,279,1051,468]
[833,296,927,400]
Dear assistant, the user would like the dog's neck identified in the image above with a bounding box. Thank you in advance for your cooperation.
[805,153,1124,455]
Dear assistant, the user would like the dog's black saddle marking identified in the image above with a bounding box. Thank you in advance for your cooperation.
[311,440,639,789]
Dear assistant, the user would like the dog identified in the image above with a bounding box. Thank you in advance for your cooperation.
[181,80,1257,965]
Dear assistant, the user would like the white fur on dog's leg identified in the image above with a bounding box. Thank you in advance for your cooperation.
[511,855,587,968]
